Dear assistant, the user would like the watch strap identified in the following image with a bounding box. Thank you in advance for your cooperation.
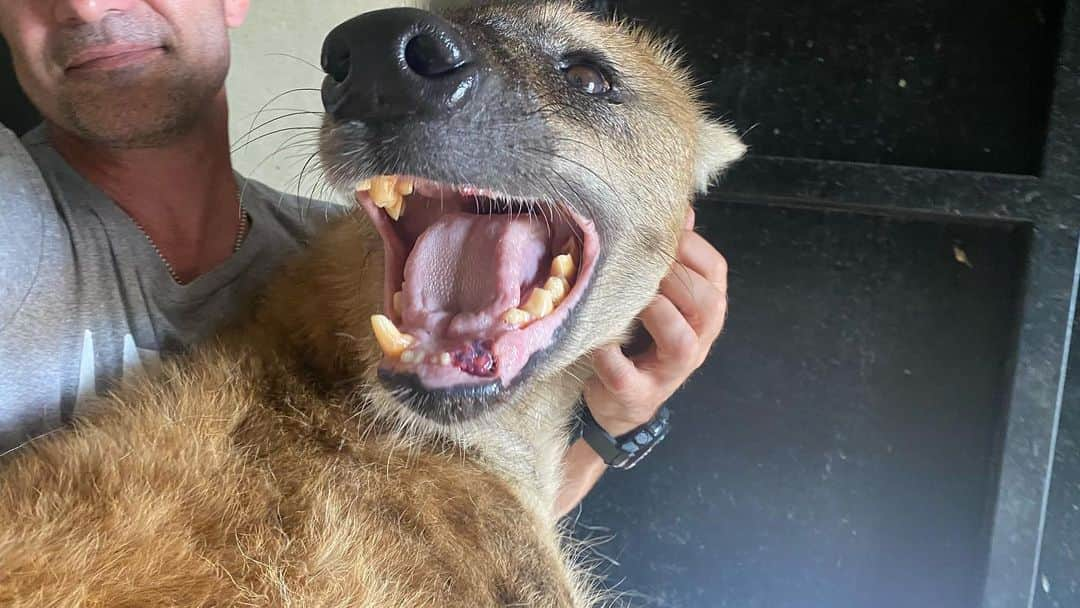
[580,403,671,470]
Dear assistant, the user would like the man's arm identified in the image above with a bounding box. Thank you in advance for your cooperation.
[556,209,729,516]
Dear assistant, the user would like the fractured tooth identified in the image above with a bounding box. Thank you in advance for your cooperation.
[355,178,373,192]
[395,178,415,196]
[544,276,570,303]
[370,176,397,205]
[393,291,404,315]
[501,307,534,327]
[551,254,577,281]
[522,288,555,319]
[370,314,415,358]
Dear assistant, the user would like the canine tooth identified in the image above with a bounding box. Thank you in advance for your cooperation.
[384,196,405,221]
[544,277,570,303]
[370,314,414,358]
[551,254,577,281]
[501,307,533,327]
[370,176,397,207]
[393,291,404,315]
[395,178,415,195]
[523,288,555,319]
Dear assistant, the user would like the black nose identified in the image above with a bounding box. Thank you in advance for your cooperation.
[320,8,479,122]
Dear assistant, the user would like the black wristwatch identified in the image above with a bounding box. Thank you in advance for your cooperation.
[580,403,671,470]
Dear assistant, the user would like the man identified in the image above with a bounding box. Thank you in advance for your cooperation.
[0,0,729,515]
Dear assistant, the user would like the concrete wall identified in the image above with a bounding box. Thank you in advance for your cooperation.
[226,0,416,195]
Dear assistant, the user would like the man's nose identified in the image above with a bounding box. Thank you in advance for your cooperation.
[319,8,482,123]
[53,0,137,24]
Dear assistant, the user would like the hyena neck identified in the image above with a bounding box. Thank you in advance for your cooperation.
[462,373,587,523]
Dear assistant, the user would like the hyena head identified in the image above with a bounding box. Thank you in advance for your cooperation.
[318,1,744,426]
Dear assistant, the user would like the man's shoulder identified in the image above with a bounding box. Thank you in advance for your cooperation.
[0,124,50,198]
[237,176,348,245]
[0,125,56,334]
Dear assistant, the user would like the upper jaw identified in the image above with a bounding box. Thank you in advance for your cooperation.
[350,174,601,424]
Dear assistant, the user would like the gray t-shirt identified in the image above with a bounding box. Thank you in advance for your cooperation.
[0,125,339,454]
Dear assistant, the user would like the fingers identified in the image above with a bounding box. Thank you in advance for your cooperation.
[662,268,728,338]
[590,343,648,403]
[580,210,727,438]
[638,294,700,370]
[677,230,728,290]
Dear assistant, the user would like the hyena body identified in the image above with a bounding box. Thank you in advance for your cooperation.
[0,2,744,606]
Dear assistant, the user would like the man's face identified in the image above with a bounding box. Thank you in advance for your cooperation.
[0,0,250,147]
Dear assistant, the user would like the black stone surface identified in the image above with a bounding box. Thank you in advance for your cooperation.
[574,202,1028,608]
[1037,311,1080,608]
[1033,3,1080,607]
[613,0,1065,176]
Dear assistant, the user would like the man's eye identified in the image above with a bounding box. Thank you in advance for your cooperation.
[564,64,611,95]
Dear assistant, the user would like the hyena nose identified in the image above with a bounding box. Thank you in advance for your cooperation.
[320,8,479,122]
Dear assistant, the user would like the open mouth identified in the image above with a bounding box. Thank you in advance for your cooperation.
[355,175,599,418]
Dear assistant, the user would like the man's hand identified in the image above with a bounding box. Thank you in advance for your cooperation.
[584,208,728,436]
[556,208,728,516]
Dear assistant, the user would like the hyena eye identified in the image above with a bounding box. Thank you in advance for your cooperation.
[564,63,611,95]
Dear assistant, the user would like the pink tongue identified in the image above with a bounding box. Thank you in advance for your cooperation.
[402,213,549,338]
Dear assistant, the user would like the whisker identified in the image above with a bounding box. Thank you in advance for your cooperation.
[266,52,323,73]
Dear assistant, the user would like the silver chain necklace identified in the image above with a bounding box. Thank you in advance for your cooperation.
[131,190,249,285]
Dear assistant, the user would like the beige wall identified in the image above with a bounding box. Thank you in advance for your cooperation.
[226,1,417,194]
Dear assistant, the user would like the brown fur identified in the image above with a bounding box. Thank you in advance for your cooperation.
[0,2,744,606]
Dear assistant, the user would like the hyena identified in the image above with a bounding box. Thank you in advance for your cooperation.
[0,2,744,606]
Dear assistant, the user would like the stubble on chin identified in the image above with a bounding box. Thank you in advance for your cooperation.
[57,67,211,148]
[46,10,228,149]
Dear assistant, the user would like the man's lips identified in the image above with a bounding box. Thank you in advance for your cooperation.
[65,44,165,72]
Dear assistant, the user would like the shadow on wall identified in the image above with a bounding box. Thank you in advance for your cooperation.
[0,37,41,136]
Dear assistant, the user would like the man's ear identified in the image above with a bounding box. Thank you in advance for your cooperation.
[225,0,252,28]
[694,119,747,193]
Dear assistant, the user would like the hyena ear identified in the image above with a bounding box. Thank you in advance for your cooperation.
[695,119,747,193]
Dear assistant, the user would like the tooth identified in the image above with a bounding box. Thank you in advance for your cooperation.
[501,307,534,327]
[370,176,397,207]
[395,178,415,196]
[370,314,415,358]
[550,254,577,281]
[544,277,570,303]
[400,349,423,364]
[522,288,555,319]
[388,197,406,221]
[356,178,373,192]
[438,352,452,366]
[384,196,405,221]
[393,291,404,315]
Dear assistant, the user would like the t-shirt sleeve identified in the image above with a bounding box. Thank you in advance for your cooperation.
[0,125,50,333]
